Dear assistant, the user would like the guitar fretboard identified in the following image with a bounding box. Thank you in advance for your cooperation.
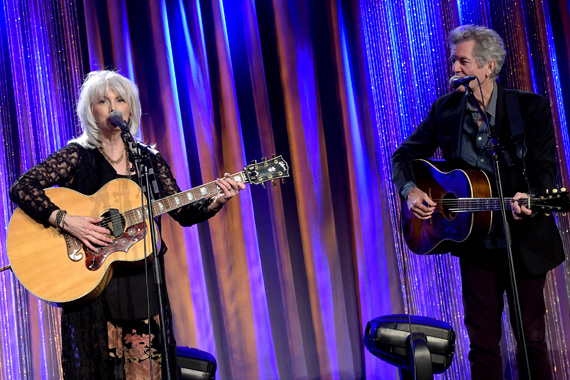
[123,171,247,226]
[449,197,520,212]
[448,195,566,213]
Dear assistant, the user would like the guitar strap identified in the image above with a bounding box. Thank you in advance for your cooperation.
[505,91,531,191]
[505,91,527,159]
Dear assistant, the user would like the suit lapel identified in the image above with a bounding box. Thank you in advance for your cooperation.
[449,94,467,159]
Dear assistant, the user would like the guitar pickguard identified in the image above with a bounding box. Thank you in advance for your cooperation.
[84,222,147,271]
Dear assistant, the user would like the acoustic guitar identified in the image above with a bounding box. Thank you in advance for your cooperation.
[7,156,290,306]
[401,159,569,255]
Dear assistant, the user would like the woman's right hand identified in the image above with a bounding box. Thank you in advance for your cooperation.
[51,211,113,251]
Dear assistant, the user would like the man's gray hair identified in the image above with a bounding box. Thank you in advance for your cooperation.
[448,24,506,79]
[72,70,142,148]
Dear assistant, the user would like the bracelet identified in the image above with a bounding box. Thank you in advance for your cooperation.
[55,209,67,233]
[209,196,224,212]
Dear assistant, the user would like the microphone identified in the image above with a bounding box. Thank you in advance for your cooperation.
[109,110,130,133]
[449,75,477,89]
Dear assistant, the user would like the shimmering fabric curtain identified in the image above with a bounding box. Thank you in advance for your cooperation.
[362,0,570,379]
[0,0,568,379]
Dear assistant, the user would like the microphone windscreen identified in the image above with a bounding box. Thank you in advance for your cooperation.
[449,75,477,89]
[449,75,460,87]
[110,110,125,127]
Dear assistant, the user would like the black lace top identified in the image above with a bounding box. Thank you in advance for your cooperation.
[9,142,219,379]
[10,142,216,228]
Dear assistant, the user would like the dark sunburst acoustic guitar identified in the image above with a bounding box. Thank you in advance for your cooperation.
[7,156,290,306]
[401,159,569,255]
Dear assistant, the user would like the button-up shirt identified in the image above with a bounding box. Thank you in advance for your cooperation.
[463,83,505,249]
[462,83,497,173]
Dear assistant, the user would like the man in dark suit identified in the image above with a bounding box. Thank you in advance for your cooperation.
[392,25,565,379]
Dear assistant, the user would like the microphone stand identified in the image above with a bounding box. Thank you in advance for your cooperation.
[464,87,532,379]
[120,127,174,380]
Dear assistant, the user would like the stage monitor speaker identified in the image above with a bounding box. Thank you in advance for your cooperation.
[177,346,217,380]
[364,314,455,375]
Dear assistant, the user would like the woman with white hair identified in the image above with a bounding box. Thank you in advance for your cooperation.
[9,70,244,379]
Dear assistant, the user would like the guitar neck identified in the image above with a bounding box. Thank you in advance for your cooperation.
[445,193,568,214]
[124,171,247,224]
[452,197,522,212]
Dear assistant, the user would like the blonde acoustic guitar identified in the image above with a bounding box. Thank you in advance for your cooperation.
[401,159,569,255]
[7,156,289,306]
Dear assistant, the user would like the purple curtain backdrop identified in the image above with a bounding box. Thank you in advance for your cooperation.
[0,0,568,379]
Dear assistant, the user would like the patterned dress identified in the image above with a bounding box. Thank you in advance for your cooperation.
[9,142,219,379]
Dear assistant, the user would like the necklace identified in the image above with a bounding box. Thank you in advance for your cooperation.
[99,145,125,165]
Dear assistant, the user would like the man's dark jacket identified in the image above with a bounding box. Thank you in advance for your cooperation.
[392,82,565,276]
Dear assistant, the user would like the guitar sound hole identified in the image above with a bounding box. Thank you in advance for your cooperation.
[99,208,126,238]
[441,192,458,220]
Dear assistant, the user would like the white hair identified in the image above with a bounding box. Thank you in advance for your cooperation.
[72,70,142,148]
[448,25,506,79]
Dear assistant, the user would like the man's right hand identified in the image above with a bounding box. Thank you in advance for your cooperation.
[406,187,436,219]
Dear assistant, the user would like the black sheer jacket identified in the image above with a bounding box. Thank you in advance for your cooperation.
[9,142,219,379]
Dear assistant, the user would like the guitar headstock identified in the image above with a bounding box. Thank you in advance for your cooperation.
[243,155,290,186]
[531,189,570,214]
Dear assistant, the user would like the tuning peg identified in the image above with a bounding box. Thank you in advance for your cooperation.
[272,154,276,158]
[545,212,551,216]
[272,180,277,186]
[261,157,267,162]
[281,178,287,184]
[562,188,567,192]
[553,189,558,193]
[545,189,549,194]
[563,213,567,217]
[261,183,266,189]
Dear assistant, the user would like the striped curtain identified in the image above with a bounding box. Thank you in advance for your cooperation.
[0,0,568,379]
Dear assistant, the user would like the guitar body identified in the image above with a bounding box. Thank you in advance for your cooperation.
[6,154,291,305]
[402,160,492,255]
[7,179,155,306]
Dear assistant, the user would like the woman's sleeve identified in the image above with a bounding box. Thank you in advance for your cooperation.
[9,144,82,226]
[153,152,220,227]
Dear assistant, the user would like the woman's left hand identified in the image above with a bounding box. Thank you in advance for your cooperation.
[210,173,246,210]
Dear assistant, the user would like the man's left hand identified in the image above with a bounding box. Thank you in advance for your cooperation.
[511,192,532,220]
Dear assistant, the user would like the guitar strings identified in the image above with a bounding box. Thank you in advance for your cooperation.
[91,176,233,230]
[92,191,219,232]
[426,196,566,213]
[429,198,527,213]
[86,167,272,234]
